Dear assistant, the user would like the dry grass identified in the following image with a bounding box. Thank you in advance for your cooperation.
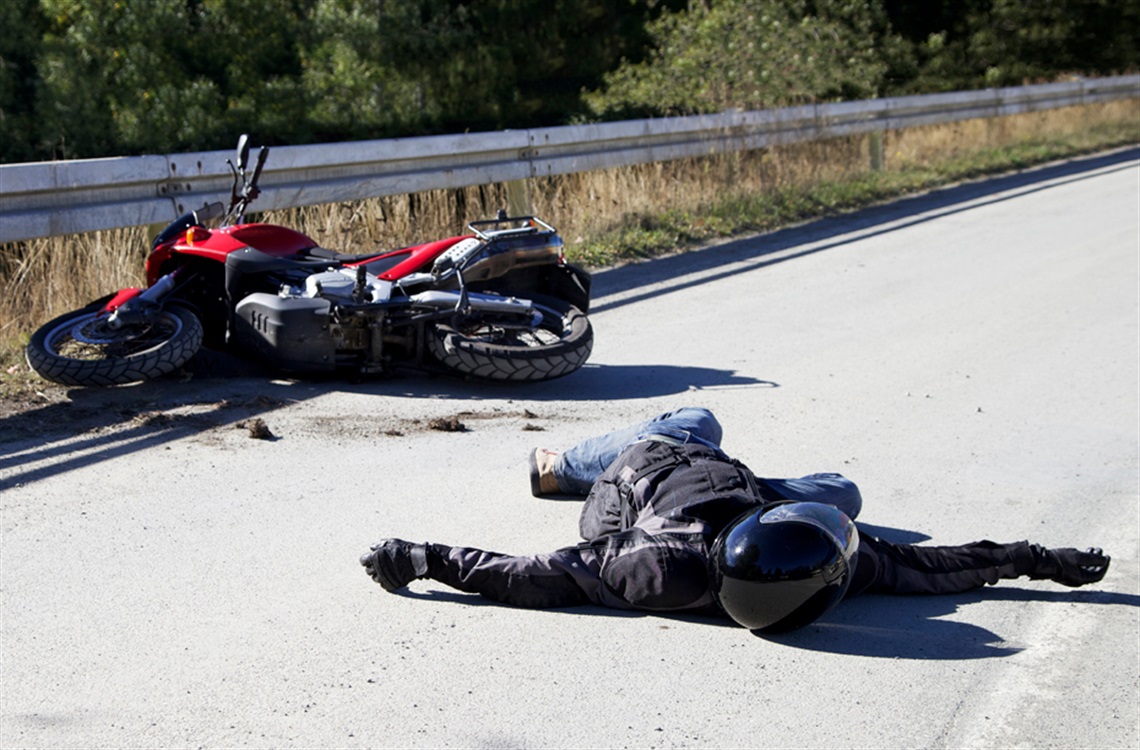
[267,136,871,251]
[2,100,1136,380]
[1,225,149,342]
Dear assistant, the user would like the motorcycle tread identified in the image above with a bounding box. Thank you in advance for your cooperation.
[26,306,204,387]
[428,301,592,382]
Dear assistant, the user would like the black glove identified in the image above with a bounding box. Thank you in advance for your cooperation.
[1031,546,1110,587]
[360,539,429,592]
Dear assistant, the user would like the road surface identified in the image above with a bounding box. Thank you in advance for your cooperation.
[3,148,1137,749]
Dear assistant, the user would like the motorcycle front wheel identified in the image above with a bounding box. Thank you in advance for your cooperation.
[428,295,592,381]
[26,304,203,386]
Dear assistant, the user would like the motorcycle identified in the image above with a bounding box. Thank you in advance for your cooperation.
[26,135,593,387]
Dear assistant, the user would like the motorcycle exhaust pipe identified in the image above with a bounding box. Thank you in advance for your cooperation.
[410,290,534,315]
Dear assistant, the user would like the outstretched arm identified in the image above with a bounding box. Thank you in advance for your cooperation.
[361,539,593,608]
[361,531,716,612]
[848,535,1110,597]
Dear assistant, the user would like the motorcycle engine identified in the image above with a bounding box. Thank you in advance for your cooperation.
[284,268,393,303]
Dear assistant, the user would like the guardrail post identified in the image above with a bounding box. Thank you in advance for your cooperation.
[869,131,885,171]
[506,179,532,216]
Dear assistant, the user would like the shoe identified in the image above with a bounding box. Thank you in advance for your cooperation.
[529,448,561,497]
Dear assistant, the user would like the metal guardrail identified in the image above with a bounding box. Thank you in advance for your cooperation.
[1,75,1136,244]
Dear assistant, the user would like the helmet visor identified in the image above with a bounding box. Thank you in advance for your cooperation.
[759,502,858,572]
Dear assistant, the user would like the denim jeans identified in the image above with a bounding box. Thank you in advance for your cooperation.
[554,407,723,495]
[552,407,862,520]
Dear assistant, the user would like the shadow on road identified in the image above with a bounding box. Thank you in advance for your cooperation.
[396,581,1138,661]
[778,586,1140,659]
[0,359,773,489]
[368,362,777,401]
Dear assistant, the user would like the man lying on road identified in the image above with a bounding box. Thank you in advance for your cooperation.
[360,407,1110,633]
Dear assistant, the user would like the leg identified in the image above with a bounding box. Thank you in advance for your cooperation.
[550,407,723,495]
[758,473,863,520]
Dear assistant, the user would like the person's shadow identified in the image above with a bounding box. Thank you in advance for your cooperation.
[775,586,1139,659]
[401,576,1137,660]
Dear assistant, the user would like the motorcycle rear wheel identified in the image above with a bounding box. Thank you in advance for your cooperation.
[26,304,203,386]
[428,295,592,381]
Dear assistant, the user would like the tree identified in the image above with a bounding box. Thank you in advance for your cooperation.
[584,0,894,118]
[882,0,1139,92]
[35,0,227,158]
[0,0,48,162]
[4,0,1135,162]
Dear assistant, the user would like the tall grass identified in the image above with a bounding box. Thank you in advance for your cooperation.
[2,100,1136,369]
[1,226,150,345]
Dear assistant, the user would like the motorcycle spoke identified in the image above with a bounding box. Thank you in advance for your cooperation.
[427,294,592,382]
[457,323,562,347]
[48,318,181,361]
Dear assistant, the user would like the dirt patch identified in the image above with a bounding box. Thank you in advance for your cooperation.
[237,417,276,440]
[0,370,285,445]
[0,344,286,428]
[2,315,577,447]
[0,367,69,419]
[1,352,562,450]
[428,416,467,432]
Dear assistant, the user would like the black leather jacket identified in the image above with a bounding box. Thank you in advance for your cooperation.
[421,440,1038,612]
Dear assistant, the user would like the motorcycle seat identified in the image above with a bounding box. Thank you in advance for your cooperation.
[301,247,382,263]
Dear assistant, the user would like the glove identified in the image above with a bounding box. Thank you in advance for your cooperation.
[360,539,430,592]
[1031,546,1110,587]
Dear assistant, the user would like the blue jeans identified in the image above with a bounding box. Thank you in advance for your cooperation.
[553,407,862,520]
[555,407,724,494]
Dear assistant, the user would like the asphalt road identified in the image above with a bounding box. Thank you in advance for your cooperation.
[2,148,1138,749]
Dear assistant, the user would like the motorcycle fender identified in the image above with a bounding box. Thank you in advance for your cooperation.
[103,287,143,312]
[552,263,592,314]
[233,293,337,372]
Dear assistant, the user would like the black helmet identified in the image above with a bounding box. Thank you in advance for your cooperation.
[710,501,858,633]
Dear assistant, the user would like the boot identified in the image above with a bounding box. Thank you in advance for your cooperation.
[529,448,561,497]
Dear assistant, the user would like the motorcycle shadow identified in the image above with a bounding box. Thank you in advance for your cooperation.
[0,354,769,484]
[369,362,777,401]
[115,336,774,403]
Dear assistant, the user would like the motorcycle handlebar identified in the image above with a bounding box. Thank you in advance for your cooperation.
[250,147,268,190]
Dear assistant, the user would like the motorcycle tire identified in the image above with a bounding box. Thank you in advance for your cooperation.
[428,294,592,381]
[26,304,204,386]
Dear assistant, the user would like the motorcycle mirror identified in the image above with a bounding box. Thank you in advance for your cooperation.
[250,146,268,187]
[236,134,250,172]
[195,202,225,222]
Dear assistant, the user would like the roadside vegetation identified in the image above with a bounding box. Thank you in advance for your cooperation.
[3,0,1135,163]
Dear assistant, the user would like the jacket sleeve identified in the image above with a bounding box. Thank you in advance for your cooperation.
[424,543,595,609]
[424,530,715,612]
[847,535,1039,596]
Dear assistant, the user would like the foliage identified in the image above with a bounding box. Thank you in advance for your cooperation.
[0,0,48,162]
[885,0,1140,92]
[1,0,683,160]
[0,0,1135,162]
[584,0,896,117]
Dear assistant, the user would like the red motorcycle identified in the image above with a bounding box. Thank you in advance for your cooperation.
[26,136,593,387]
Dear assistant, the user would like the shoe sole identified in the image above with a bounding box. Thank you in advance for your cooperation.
[528,449,544,497]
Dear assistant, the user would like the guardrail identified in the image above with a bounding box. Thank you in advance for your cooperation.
[1,75,1136,244]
